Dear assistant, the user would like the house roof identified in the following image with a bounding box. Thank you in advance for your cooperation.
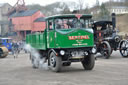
[34,17,45,22]
[107,6,128,9]
[10,9,39,17]
[0,3,12,7]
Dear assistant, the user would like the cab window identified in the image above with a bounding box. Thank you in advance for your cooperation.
[7,39,12,43]
[54,18,92,29]
[48,20,54,30]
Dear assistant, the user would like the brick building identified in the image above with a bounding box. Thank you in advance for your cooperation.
[10,9,45,40]
[0,3,12,36]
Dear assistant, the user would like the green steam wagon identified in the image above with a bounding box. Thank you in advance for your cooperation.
[26,14,95,72]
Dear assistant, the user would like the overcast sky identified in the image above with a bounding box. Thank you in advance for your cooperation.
[1,0,109,7]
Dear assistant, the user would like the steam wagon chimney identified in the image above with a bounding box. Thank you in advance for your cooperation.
[112,13,116,30]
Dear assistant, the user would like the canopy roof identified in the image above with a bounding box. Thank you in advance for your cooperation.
[93,21,112,26]
[46,14,92,20]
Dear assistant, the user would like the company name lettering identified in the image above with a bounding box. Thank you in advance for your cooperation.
[68,35,90,40]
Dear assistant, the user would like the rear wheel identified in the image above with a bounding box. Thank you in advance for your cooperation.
[31,55,40,69]
[100,41,111,59]
[119,40,128,58]
[49,52,62,72]
[81,54,95,70]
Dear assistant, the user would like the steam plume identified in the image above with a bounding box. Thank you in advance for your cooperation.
[24,44,48,70]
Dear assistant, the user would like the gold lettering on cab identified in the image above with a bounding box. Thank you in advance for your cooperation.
[68,35,89,40]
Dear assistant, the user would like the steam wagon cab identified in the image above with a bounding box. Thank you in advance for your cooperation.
[26,14,95,72]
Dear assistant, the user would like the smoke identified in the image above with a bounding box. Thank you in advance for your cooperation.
[24,44,49,70]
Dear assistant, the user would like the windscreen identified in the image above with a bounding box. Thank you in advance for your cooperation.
[7,39,12,43]
[54,18,92,29]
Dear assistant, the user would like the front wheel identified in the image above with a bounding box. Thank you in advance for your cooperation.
[0,47,8,58]
[49,52,62,72]
[100,41,111,59]
[81,54,95,70]
[119,40,128,58]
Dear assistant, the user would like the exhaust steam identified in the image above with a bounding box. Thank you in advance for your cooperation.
[24,44,49,70]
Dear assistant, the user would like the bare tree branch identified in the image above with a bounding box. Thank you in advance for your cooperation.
[77,0,84,10]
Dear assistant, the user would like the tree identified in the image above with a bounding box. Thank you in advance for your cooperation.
[84,6,90,14]
[60,3,71,14]
[77,0,85,13]
[27,4,43,11]
[99,3,110,20]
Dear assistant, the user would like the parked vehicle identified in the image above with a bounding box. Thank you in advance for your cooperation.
[0,46,8,58]
[92,13,128,59]
[0,38,12,51]
[26,14,95,72]
[0,38,11,58]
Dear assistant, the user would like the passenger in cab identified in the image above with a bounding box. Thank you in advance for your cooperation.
[55,20,61,29]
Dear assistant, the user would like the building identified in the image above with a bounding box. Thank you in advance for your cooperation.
[33,17,45,32]
[0,3,12,36]
[10,9,45,39]
[90,6,100,15]
[107,6,128,14]
[90,1,128,15]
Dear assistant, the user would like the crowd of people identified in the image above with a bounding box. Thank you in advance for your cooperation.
[11,40,26,58]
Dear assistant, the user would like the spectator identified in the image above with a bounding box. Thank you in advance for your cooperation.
[12,41,19,58]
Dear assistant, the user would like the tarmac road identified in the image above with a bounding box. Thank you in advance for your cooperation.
[0,51,128,85]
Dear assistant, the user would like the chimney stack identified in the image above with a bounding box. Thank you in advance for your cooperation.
[112,13,116,30]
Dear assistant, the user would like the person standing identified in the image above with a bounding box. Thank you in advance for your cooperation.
[12,41,19,58]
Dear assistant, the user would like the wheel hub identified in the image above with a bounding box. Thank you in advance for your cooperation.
[50,56,56,67]
[120,41,128,57]
[121,47,127,50]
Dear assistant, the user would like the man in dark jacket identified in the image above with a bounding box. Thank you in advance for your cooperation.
[12,41,19,58]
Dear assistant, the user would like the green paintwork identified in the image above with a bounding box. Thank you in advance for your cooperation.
[26,28,94,50]
[26,14,94,50]
[54,29,94,48]
[26,30,47,50]
[47,30,55,48]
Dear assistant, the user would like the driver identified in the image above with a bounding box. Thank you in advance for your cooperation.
[67,18,78,28]
[67,21,74,28]
[55,20,61,29]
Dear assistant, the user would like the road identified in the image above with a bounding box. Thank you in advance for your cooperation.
[0,51,128,85]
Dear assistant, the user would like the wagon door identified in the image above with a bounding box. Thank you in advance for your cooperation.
[47,20,55,48]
